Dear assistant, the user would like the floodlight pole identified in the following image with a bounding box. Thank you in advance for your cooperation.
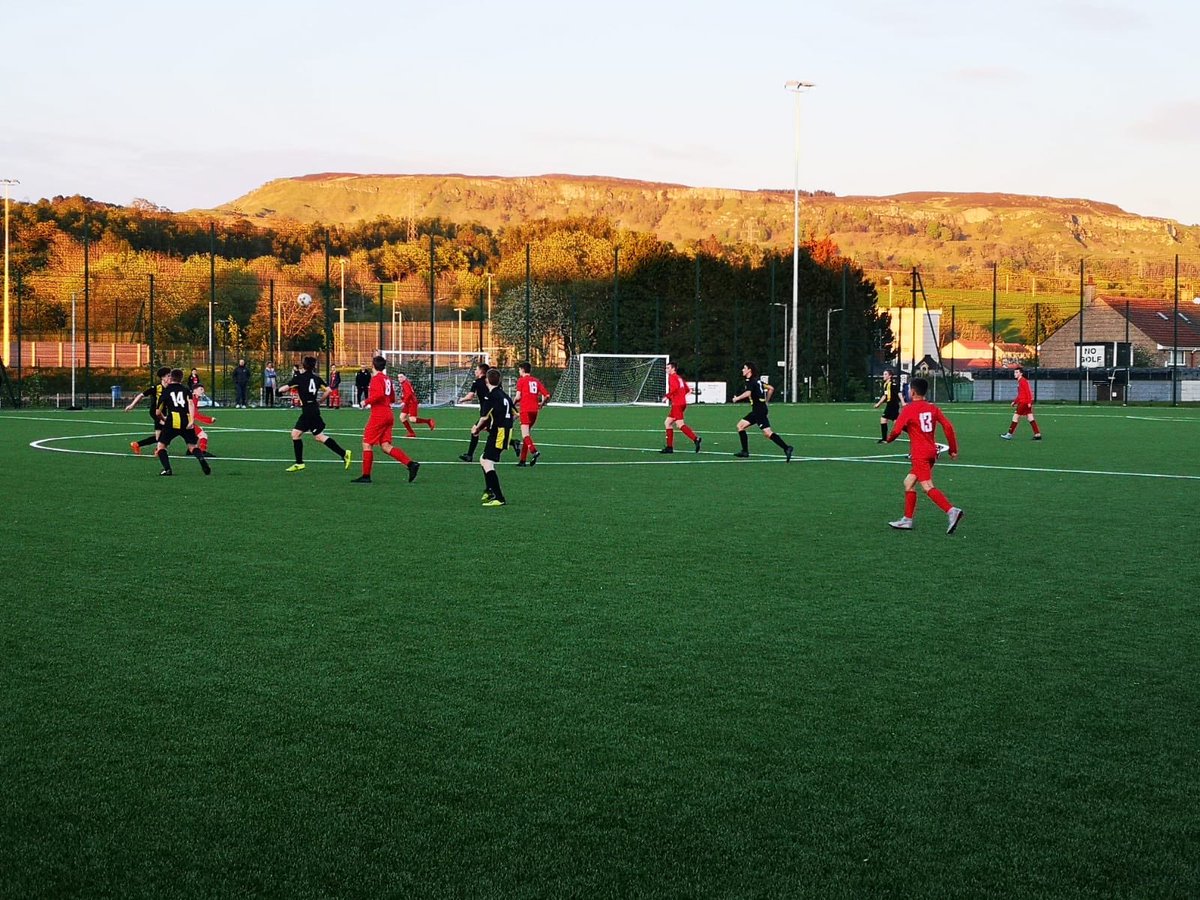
[1,178,17,368]
[337,258,346,366]
[785,80,814,402]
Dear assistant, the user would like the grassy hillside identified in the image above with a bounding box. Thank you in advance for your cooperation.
[216,174,1200,274]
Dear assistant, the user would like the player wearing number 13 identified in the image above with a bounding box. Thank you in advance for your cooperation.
[281,356,351,473]
[884,377,963,534]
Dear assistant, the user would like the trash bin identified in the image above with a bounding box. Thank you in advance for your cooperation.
[110,385,123,407]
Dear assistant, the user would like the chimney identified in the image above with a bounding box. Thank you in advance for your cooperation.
[1083,275,1097,305]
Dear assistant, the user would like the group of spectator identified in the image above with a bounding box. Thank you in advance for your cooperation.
[180,360,371,409]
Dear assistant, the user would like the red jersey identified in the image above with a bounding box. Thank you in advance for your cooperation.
[366,371,396,419]
[516,374,550,413]
[189,396,215,426]
[888,399,957,458]
[1015,376,1032,405]
[665,372,689,406]
[400,378,417,406]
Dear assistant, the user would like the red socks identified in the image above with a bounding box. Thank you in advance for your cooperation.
[362,450,374,476]
[904,491,917,518]
[665,430,674,448]
[388,447,412,465]
[681,425,698,441]
[404,422,417,437]
[1008,422,1017,434]
[519,436,537,462]
[927,488,952,513]
[1031,420,1041,435]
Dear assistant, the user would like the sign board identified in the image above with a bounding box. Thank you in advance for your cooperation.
[1077,343,1108,368]
[687,381,727,404]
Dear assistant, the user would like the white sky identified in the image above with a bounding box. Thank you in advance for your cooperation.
[3,0,1198,224]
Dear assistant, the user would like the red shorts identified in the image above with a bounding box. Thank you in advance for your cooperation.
[668,405,686,421]
[1014,402,1033,416]
[363,417,394,446]
[402,401,418,418]
[910,454,936,482]
[520,410,539,427]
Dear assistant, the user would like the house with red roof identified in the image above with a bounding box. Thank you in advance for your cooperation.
[1039,295,1200,368]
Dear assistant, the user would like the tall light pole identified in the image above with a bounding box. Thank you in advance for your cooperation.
[336,258,346,365]
[784,81,814,402]
[454,307,465,355]
[1,178,18,367]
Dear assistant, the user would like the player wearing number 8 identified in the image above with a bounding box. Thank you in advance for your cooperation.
[885,377,964,534]
[353,356,419,484]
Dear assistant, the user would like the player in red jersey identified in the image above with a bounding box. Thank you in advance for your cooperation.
[515,361,550,466]
[397,372,435,438]
[884,376,964,534]
[1001,365,1042,440]
[660,361,701,453]
[353,356,420,484]
[189,386,216,457]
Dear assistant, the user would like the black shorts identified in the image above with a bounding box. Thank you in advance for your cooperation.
[295,406,326,435]
[741,407,771,430]
[159,426,198,447]
[883,402,900,420]
[482,426,511,463]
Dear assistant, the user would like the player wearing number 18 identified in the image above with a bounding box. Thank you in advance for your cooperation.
[884,377,963,534]
[280,356,351,473]
[473,368,512,506]
[353,355,419,484]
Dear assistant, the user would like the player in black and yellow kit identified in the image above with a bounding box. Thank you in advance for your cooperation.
[155,369,211,476]
[472,368,513,507]
[279,356,352,473]
[873,369,904,443]
[125,366,172,454]
[458,361,491,463]
[732,362,794,461]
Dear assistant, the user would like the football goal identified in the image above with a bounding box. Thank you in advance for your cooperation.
[551,354,669,406]
[382,351,490,407]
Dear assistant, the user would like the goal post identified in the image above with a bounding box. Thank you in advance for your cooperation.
[551,353,669,406]
[381,350,490,407]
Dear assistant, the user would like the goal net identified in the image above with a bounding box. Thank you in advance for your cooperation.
[551,354,669,406]
[382,351,490,407]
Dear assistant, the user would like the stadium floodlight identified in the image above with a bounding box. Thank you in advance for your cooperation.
[783,81,814,402]
[1,178,18,368]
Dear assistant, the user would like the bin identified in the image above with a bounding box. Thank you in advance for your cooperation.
[110,385,123,407]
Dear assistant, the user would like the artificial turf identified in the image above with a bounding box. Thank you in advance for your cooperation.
[2,401,1198,897]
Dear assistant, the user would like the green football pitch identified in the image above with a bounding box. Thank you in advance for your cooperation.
[2,402,1198,898]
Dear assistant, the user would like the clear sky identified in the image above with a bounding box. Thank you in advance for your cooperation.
[3,0,1198,224]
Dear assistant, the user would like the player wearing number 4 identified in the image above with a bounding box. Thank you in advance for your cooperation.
[473,368,512,506]
[885,376,964,534]
[515,361,550,466]
[732,363,793,461]
[661,361,701,453]
[353,356,419,484]
[279,356,352,473]
[1001,366,1042,440]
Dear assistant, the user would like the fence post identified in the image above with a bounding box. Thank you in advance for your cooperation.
[84,217,90,406]
[1077,259,1084,405]
[1173,254,1179,407]
[524,243,531,364]
[990,262,997,403]
[612,246,620,354]
[693,256,700,403]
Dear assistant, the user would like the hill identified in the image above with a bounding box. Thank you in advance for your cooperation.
[216,173,1200,272]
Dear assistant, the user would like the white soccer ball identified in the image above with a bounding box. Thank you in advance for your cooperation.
[297,292,313,307]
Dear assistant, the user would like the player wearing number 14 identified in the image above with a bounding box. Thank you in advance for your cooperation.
[884,377,964,534]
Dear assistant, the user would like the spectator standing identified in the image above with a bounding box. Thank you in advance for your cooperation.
[233,358,250,408]
[263,363,277,407]
[355,366,371,406]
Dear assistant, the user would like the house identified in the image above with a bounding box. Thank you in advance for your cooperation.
[1039,294,1200,368]
[940,338,1029,368]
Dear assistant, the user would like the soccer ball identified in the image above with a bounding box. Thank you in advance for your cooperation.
[297,292,313,307]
